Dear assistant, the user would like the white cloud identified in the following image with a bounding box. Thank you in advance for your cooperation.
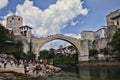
[0,0,8,9]
[41,40,71,50]
[0,11,14,26]
[12,0,87,37]
[1,0,88,36]
[65,33,81,39]
[40,33,81,50]
[70,20,79,26]
[0,0,87,50]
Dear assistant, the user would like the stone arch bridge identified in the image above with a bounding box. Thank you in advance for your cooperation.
[32,34,89,62]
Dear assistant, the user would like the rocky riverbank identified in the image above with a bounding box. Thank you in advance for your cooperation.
[0,62,62,79]
[0,70,36,80]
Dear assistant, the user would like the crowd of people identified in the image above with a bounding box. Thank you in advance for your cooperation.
[0,57,61,77]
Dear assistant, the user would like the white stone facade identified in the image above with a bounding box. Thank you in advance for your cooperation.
[95,27,107,40]
[81,31,95,41]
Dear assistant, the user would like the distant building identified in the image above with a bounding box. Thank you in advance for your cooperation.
[106,9,120,28]
[56,45,76,55]
[95,26,107,40]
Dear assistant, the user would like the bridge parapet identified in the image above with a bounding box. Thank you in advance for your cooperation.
[33,34,79,41]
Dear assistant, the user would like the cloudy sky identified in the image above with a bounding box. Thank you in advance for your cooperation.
[0,0,120,50]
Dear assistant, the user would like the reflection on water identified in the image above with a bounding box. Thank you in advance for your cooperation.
[1,66,120,80]
[41,66,120,80]
[40,66,120,80]
[79,66,120,80]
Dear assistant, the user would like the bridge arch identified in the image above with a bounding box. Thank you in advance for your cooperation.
[32,34,89,61]
[39,39,79,53]
[32,34,82,61]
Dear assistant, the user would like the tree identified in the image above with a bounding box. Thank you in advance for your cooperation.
[0,24,17,55]
[0,23,10,41]
[38,49,49,59]
[100,48,109,55]
[112,29,120,58]
[27,51,36,60]
[89,49,99,57]
[49,48,55,59]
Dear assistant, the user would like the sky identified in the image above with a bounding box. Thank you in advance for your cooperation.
[0,0,120,50]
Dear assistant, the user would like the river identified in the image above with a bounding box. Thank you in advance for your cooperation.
[39,66,120,80]
[0,66,120,80]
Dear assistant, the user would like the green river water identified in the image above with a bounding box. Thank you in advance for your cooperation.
[0,66,120,80]
[42,66,120,80]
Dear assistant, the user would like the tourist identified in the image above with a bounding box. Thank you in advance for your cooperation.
[10,60,14,67]
[32,64,36,73]
[4,59,7,68]
[0,61,2,68]
[35,64,39,75]
[24,64,30,76]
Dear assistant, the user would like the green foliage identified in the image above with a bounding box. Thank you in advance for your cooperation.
[0,24,13,53]
[38,49,49,59]
[12,40,25,60]
[38,48,78,66]
[89,49,99,57]
[27,51,36,60]
[112,29,120,57]
[0,24,26,60]
[100,48,109,55]
[0,24,10,41]
[16,40,23,50]
[13,50,22,59]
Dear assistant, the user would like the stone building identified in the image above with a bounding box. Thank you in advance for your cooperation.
[106,9,120,29]
[106,25,117,42]
[81,31,95,41]
[92,26,108,51]
[106,9,120,41]
[19,26,32,40]
[95,26,107,40]
[6,15,23,35]
[19,26,33,53]
[81,31,95,50]
[6,15,32,53]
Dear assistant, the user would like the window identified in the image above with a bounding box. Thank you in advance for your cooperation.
[117,21,119,25]
[12,17,14,20]
[18,18,20,21]
[9,20,12,23]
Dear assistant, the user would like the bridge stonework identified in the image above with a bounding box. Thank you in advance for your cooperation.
[5,15,89,62]
[31,34,89,62]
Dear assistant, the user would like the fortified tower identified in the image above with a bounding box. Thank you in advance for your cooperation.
[6,15,23,35]
[6,15,32,53]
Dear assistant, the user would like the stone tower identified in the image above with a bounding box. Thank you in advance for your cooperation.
[6,15,33,53]
[6,15,23,35]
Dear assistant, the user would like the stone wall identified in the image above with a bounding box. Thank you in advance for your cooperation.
[79,40,90,61]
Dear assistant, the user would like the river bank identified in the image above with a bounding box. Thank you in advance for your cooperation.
[0,70,37,80]
[78,61,120,67]
[0,63,62,80]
